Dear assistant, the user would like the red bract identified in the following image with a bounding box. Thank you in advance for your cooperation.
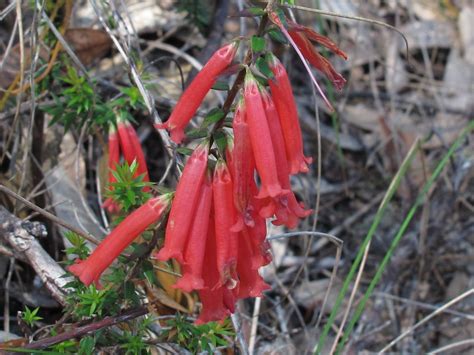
[213,160,239,289]
[103,126,121,214]
[155,42,238,144]
[288,30,346,91]
[244,73,287,199]
[68,195,170,287]
[267,54,313,175]
[173,174,213,292]
[260,91,312,228]
[156,143,209,264]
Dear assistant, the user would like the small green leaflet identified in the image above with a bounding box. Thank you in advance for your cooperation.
[256,57,274,80]
[211,81,229,91]
[202,108,225,128]
[251,35,266,53]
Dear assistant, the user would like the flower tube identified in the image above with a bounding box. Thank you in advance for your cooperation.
[288,30,346,91]
[69,195,171,287]
[103,125,121,214]
[173,174,213,292]
[123,120,150,185]
[260,91,312,228]
[155,42,238,143]
[244,72,287,199]
[156,143,209,264]
[267,53,313,175]
[213,160,239,289]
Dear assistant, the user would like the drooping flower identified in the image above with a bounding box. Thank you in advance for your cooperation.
[267,53,313,175]
[155,42,239,143]
[156,143,209,264]
[195,216,232,324]
[287,20,348,60]
[229,100,259,230]
[212,160,239,289]
[287,30,346,91]
[173,173,213,292]
[103,125,121,214]
[69,195,171,287]
[244,72,288,199]
[259,90,312,228]
[117,117,150,183]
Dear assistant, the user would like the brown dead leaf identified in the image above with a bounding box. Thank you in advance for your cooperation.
[64,28,112,66]
[146,285,188,314]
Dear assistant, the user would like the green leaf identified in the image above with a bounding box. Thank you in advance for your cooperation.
[186,128,209,139]
[251,35,266,53]
[267,27,288,44]
[213,130,228,156]
[201,108,225,128]
[256,57,274,79]
[211,81,230,91]
[176,147,194,155]
[248,7,265,16]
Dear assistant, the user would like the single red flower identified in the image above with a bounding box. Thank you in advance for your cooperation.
[229,100,259,230]
[103,125,121,214]
[267,53,313,175]
[196,216,232,324]
[236,229,271,299]
[123,120,150,187]
[259,90,312,228]
[173,173,213,292]
[68,195,171,287]
[117,118,150,183]
[287,20,348,60]
[156,143,209,264]
[155,42,239,143]
[244,72,288,199]
[288,30,346,91]
[213,160,239,289]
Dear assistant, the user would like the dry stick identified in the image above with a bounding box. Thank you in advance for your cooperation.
[378,288,474,354]
[428,339,474,355]
[20,306,148,350]
[0,184,101,245]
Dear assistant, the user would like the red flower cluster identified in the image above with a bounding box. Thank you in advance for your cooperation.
[155,62,315,323]
[103,117,150,213]
[156,145,271,324]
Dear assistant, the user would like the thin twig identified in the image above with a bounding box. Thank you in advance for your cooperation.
[0,184,100,245]
[379,289,474,353]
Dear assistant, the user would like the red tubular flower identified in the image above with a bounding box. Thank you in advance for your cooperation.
[213,160,239,289]
[287,20,348,60]
[244,73,287,199]
[156,143,209,264]
[68,195,171,287]
[155,42,239,144]
[288,30,346,91]
[123,121,150,185]
[103,125,121,214]
[267,54,313,175]
[230,101,258,229]
[237,230,271,299]
[173,174,213,292]
[260,91,312,228]
[196,216,231,324]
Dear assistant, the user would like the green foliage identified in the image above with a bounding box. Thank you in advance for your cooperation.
[164,314,234,353]
[22,306,43,327]
[106,160,153,213]
[176,0,213,33]
[73,285,120,318]
[64,231,90,261]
